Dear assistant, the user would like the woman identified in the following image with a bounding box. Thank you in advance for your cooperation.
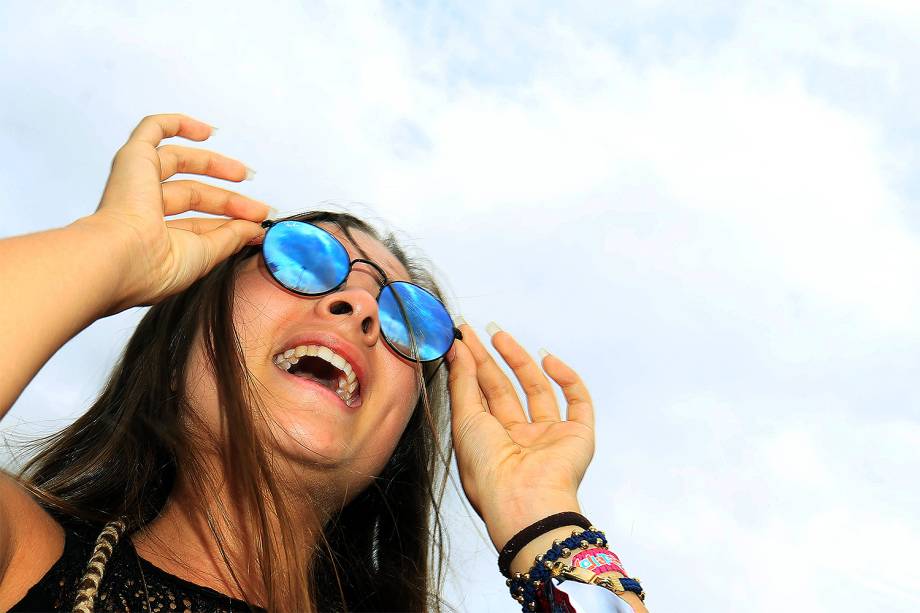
[0,114,647,612]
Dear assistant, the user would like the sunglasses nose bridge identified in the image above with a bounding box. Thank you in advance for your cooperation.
[334,258,390,304]
[347,257,389,287]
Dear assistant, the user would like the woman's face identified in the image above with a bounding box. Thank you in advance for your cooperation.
[183,222,422,502]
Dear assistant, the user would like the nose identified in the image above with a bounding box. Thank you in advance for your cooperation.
[313,266,382,344]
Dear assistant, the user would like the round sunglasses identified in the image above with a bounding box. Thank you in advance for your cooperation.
[259,219,462,363]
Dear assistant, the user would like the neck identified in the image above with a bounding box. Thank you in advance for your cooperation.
[130,462,329,607]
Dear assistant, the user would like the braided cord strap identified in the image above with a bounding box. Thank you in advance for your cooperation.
[498,512,593,579]
[72,518,128,613]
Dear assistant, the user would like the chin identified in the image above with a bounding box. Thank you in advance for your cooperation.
[260,404,357,468]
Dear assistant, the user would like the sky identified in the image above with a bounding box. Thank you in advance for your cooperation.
[1,1,919,611]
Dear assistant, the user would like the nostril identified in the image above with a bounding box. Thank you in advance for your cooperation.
[362,318,372,334]
[330,301,352,315]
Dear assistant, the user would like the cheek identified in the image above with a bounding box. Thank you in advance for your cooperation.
[177,332,224,448]
[233,264,286,352]
[354,366,421,469]
[176,262,281,445]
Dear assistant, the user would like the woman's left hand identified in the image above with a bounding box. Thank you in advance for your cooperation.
[446,321,596,552]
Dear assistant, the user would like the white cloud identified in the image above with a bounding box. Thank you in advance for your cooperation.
[2,1,918,611]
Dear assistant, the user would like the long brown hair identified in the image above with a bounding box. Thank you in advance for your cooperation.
[13,210,459,612]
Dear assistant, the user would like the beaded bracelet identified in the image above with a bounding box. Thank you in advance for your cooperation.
[505,527,645,611]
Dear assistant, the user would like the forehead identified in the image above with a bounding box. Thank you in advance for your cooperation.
[314,222,410,283]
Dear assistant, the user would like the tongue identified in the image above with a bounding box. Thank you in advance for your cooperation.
[298,372,338,392]
[287,355,343,392]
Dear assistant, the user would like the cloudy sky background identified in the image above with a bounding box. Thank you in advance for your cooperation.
[2,1,919,610]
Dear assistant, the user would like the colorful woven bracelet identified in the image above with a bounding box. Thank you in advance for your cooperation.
[506,526,608,611]
[505,527,645,611]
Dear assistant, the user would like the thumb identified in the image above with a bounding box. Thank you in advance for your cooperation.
[199,219,265,274]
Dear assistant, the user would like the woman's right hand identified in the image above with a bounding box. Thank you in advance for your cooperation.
[75,112,272,316]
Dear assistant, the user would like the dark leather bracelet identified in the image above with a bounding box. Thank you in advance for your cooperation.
[497,511,593,579]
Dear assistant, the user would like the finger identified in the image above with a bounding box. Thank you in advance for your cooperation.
[167,217,267,247]
[165,217,229,233]
[156,144,252,183]
[127,113,213,148]
[446,338,509,452]
[541,352,595,431]
[161,179,271,221]
[446,338,487,425]
[447,338,491,413]
[488,327,561,422]
[195,219,266,276]
[101,114,216,216]
[459,323,529,427]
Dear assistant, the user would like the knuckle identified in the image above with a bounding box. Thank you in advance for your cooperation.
[113,142,137,161]
[187,183,202,207]
[113,141,152,166]
[204,154,219,175]
[482,381,513,400]
[472,351,494,367]
[522,380,549,397]
[505,354,529,369]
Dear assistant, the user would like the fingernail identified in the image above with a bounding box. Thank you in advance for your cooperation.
[245,166,257,181]
[209,125,220,133]
[455,314,467,327]
[538,347,550,360]
[266,206,279,220]
[485,321,502,337]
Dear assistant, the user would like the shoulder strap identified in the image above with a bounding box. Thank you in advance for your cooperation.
[71,518,128,613]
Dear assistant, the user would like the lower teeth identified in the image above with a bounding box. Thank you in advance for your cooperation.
[336,387,359,405]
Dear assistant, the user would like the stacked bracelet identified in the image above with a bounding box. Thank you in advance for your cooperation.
[498,512,593,579]
[504,526,645,611]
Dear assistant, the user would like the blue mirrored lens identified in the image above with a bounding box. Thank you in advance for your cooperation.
[263,221,350,294]
[379,282,454,361]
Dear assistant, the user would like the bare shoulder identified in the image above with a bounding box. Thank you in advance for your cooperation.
[0,469,65,610]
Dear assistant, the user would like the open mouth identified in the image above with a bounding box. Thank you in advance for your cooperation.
[273,346,362,408]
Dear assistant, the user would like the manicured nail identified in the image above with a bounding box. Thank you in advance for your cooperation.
[209,125,220,133]
[538,348,550,360]
[245,166,257,181]
[266,206,279,220]
[485,321,502,337]
[455,314,467,327]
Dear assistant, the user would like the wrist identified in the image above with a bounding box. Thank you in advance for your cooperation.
[67,214,140,316]
[507,524,587,576]
[485,496,582,555]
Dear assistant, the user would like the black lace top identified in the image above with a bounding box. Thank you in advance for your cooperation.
[9,519,266,613]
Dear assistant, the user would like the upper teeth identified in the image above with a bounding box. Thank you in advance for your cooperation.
[273,344,360,405]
